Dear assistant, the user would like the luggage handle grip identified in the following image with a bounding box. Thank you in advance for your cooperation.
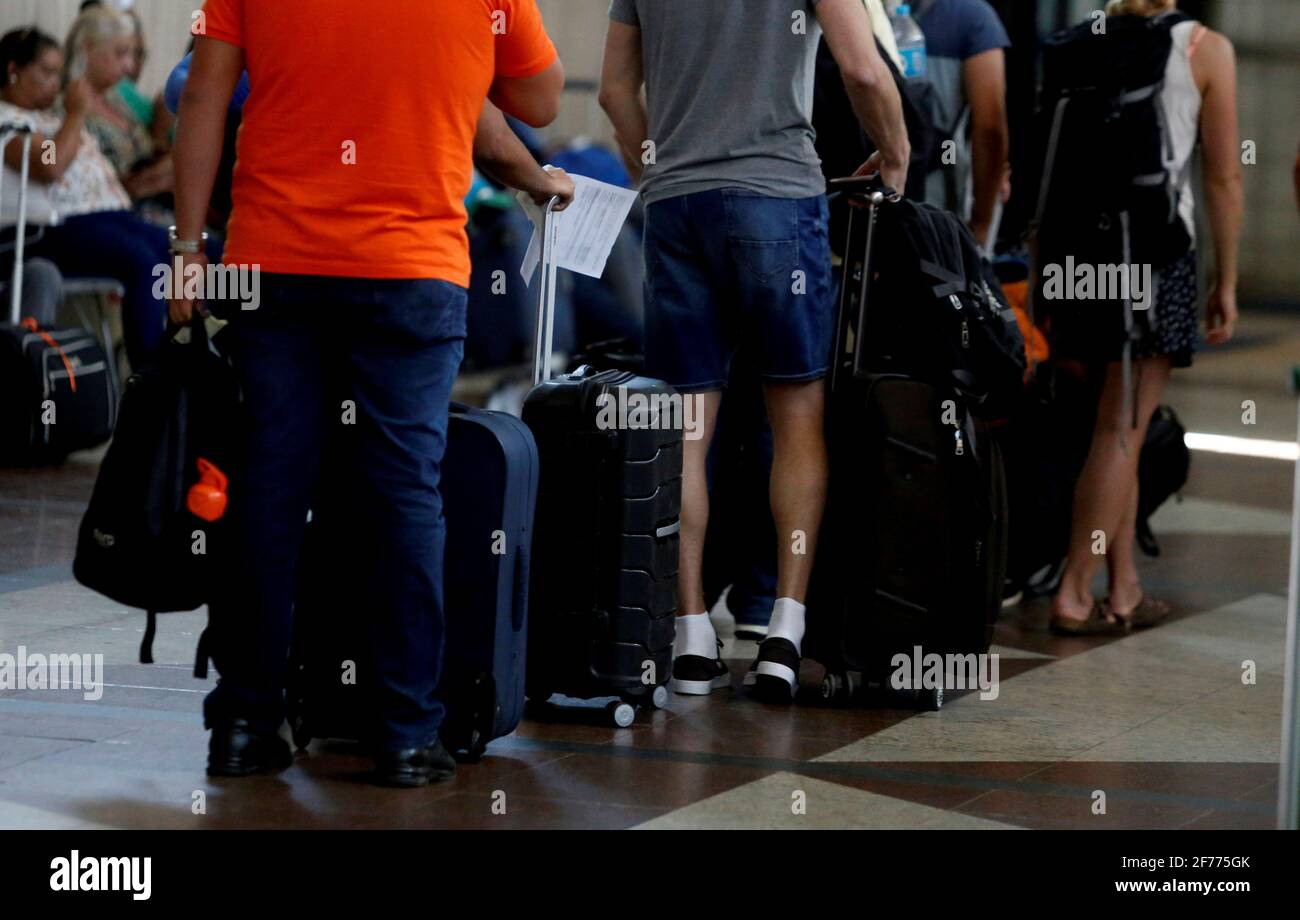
[828,173,899,203]
[531,195,563,387]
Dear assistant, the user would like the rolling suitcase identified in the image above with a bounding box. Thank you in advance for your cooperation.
[287,398,539,762]
[807,176,1008,711]
[521,197,681,727]
[1,124,115,465]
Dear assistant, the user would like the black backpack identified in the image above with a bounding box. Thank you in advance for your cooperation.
[1136,404,1191,557]
[1031,11,1194,272]
[814,35,946,214]
[73,321,242,669]
[861,195,1026,418]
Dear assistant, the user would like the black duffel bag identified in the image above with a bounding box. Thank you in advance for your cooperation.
[73,320,241,666]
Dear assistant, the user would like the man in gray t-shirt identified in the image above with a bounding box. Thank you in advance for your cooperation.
[600,0,909,704]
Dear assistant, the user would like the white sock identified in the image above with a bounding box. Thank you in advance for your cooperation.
[767,598,806,654]
[674,612,718,660]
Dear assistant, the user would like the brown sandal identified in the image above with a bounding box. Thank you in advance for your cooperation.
[1049,600,1130,636]
[1108,594,1172,630]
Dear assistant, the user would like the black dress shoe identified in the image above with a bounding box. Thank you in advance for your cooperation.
[207,719,293,777]
[373,738,457,788]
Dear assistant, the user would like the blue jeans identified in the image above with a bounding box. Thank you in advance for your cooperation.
[203,275,466,751]
[31,210,222,368]
[642,189,833,392]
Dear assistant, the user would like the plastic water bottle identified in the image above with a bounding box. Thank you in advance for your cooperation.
[891,4,927,80]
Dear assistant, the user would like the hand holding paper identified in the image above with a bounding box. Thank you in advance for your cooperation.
[518,173,638,284]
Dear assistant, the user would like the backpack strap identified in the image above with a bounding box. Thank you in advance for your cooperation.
[193,627,211,679]
[139,610,157,664]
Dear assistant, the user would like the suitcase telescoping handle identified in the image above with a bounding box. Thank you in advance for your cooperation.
[531,195,563,387]
[0,125,34,326]
[827,174,897,393]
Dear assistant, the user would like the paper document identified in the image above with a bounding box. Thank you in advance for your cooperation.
[518,173,638,284]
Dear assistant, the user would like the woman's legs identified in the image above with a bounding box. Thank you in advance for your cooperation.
[1052,357,1172,623]
[1105,485,1143,615]
[32,211,172,367]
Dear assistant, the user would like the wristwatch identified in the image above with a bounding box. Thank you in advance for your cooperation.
[168,226,208,255]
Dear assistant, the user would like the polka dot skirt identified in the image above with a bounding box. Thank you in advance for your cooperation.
[1135,249,1200,368]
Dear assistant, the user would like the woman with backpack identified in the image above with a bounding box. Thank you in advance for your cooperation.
[1048,0,1242,635]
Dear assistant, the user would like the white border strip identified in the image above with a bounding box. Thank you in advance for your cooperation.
[1185,432,1300,461]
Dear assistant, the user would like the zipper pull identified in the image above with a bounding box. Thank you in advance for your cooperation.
[961,319,970,349]
[974,539,983,564]
[954,429,965,457]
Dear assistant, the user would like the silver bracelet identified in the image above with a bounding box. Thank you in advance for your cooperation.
[168,226,208,255]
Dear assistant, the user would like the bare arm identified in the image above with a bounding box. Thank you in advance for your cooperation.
[169,36,244,323]
[816,0,910,190]
[1193,31,1242,344]
[963,48,1009,245]
[598,19,648,183]
[474,101,573,208]
[173,37,243,244]
[490,58,565,129]
[3,80,91,183]
[1195,32,1242,293]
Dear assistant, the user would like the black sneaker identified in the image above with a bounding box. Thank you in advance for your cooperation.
[670,640,730,695]
[743,636,800,703]
[373,737,458,788]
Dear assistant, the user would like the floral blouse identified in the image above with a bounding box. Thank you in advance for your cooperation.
[85,90,154,178]
[0,99,132,219]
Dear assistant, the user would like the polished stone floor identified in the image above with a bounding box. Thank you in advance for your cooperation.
[1,313,1296,829]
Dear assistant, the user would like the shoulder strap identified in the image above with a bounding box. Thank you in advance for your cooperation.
[911,0,937,19]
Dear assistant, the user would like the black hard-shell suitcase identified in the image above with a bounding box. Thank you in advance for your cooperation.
[287,399,539,762]
[807,177,1008,710]
[1,125,114,465]
[521,198,681,727]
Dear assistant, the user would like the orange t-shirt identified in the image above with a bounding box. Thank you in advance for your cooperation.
[201,0,557,286]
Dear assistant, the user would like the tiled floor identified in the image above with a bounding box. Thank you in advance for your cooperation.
[0,312,1296,830]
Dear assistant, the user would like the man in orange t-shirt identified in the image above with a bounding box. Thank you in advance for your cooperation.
[168,0,564,786]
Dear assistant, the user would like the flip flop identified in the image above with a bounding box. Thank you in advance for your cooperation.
[1049,600,1130,637]
[1108,593,1172,630]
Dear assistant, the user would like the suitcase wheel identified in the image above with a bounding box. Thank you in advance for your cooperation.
[893,686,944,711]
[648,684,669,710]
[606,701,636,728]
[922,686,944,711]
[820,672,856,707]
[462,728,486,764]
[290,718,312,753]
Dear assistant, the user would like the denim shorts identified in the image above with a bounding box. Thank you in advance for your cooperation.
[642,188,834,392]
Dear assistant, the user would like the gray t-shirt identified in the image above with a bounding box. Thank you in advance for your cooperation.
[608,0,827,205]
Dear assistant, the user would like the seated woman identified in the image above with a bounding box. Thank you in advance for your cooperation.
[68,6,173,219]
[0,26,219,368]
